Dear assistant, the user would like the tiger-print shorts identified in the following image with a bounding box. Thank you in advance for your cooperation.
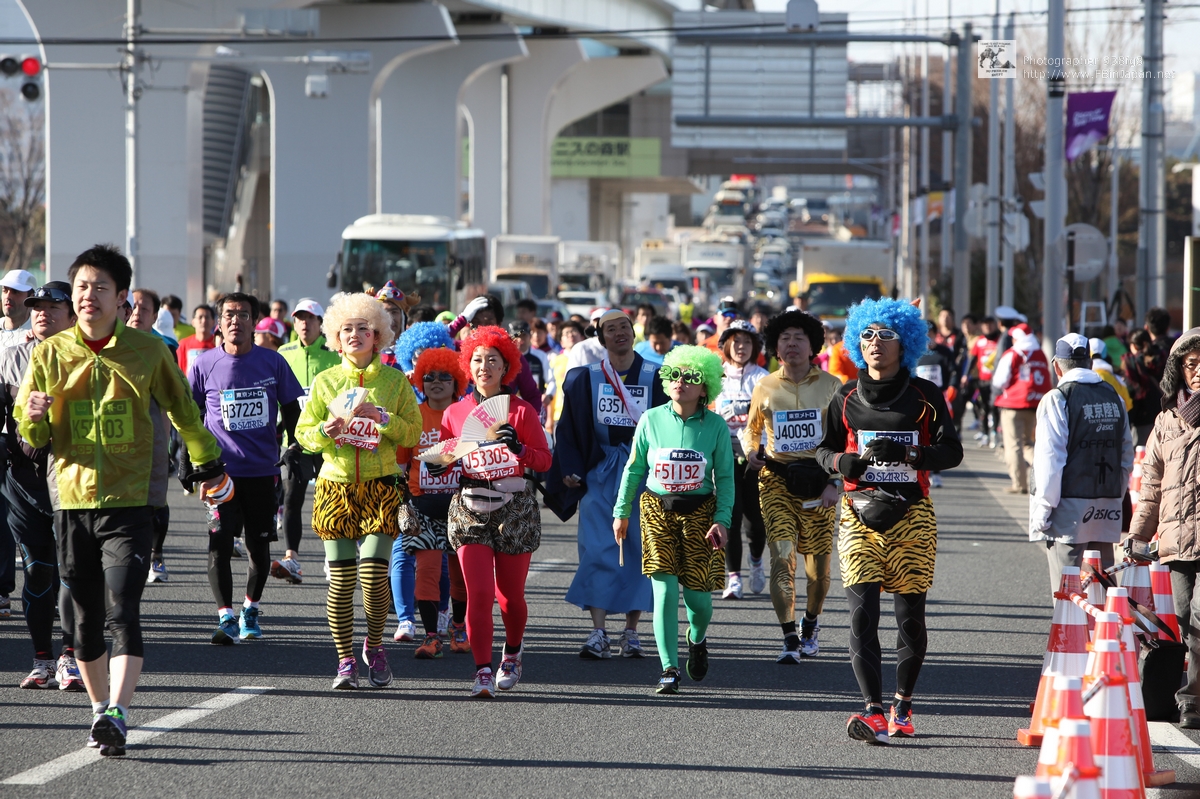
[312,477,402,541]
[400,495,453,553]
[837,493,937,593]
[759,468,837,552]
[447,488,541,555]
[639,493,724,593]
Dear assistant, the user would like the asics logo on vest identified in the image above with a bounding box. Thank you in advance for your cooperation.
[1082,506,1121,523]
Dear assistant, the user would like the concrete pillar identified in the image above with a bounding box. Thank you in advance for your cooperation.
[509,49,668,236]
[375,24,526,218]
[460,66,506,241]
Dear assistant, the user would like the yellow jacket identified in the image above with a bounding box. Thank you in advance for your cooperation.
[742,365,843,463]
[1095,364,1133,412]
[16,320,220,509]
[294,354,422,483]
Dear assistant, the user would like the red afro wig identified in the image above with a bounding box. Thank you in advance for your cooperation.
[411,346,467,398]
[458,325,523,386]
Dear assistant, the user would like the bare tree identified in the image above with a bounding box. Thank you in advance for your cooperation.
[0,90,44,272]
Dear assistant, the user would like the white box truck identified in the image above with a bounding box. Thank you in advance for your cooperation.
[559,240,619,292]
[490,235,560,299]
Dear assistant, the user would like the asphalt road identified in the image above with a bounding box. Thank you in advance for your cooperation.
[2,444,1200,797]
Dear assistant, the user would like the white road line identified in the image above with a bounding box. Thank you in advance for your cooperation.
[1147,721,1200,798]
[2,685,273,786]
[526,558,566,580]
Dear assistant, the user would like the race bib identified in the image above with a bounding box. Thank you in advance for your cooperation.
[297,386,311,413]
[220,388,269,432]
[772,409,822,453]
[418,460,461,492]
[595,383,647,428]
[716,393,753,429]
[651,448,708,493]
[914,364,943,387]
[70,399,135,446]
[461,442,521,481]
[857,430,919,483]
[336,416,381,451]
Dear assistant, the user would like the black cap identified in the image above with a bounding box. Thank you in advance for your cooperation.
[24,280,71,306]
[507,320,530,337]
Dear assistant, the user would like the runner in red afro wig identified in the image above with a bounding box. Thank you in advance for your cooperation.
[410,346,468,397]
[458,325,523,386]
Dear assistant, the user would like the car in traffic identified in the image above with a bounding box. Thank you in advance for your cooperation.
[536,298,570,320]
[558,290,608,319]
[618,287,670,319]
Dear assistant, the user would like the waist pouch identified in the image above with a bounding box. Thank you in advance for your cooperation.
[460,475,527,513]
[765,458,828,499]
[412,493,453,520]
[846,489,917,533]
[654,492,709,515]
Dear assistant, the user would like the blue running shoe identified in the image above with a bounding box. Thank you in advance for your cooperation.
[91,707,127,751]
[211,612,240,645]
[239,606,263,640]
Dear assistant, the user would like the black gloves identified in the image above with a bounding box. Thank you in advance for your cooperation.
[426,461,451,477]
[837,453,870,480]
[865,437,908,464]
[276,443,304,471]
[182,459,227,492]
[493,423,522,454]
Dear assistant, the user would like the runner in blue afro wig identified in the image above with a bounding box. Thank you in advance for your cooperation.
[843,297,928,373]
[395,321,456,372]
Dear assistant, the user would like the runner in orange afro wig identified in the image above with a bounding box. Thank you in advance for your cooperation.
[457,325,523,386]
[410,346,468,398]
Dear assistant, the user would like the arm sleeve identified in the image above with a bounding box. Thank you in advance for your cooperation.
[1129,422,1163,541]
[280,401,301,447]
[294,374,333,455]
[913,386,963,472]
[711,418,736,528]
[377,380,422,449]
[1029,391,1069,534]
[152,347,221,466]
[814,390,849,473]
[741,381,767,456]
[513,402,552,472]
[14,350,49,449]
[447,315,468,338]
[613,416,651,520]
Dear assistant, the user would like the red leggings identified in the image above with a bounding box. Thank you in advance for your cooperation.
[456,544,532,669]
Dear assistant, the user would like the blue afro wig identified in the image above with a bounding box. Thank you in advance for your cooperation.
[843,298,928,373]
[395,321,456,372]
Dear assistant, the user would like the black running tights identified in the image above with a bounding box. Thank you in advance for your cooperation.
[726,459,767,573]
[846,583,928,705]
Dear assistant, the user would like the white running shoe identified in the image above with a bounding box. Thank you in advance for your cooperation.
[232,537,246,558]
[776,642,802,664]
[722,572,744,600]
[929,473,943,488]
[393,620,417,642]
[437,609,451,637]
[579,628,611,659]
[618,628,645,658]
[19,659,57,689]
[800,621,821,657]
[270,557,303,584]
[749,558,766,594]
[146,559,168,584]
[497,647,523,691]
[471,667,495,698]
[56,652,84,692]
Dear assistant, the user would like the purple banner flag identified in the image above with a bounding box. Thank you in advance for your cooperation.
[1065,91,1116,161]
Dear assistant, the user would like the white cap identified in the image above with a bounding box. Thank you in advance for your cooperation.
[1088,337,1107,358]
[993,304,1027,323]
[0,269,36,293]
[292,298,324,318]
[590,307,608,323]
[1054,332,1090,360]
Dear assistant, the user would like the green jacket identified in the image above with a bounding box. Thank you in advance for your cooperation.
[279,335,340,388]
[295,354,422,483]
[16,319,221,509]
[614,403,736,528]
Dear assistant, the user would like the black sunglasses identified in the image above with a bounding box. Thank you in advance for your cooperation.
[423,372,454,383]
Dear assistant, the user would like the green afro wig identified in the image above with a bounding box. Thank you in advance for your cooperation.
[661,344,725,402]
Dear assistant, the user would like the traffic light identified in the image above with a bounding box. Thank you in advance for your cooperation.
[0,55,41,101]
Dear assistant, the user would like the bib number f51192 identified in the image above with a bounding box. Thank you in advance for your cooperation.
[651,448,708,493]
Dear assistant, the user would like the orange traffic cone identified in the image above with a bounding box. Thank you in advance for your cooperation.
[1013,775,1053,798]
[1084,672,1146,799]
[1120,563,1154,618]
[1149,562,1182,643]
[1083,550,1106,638]
[1129,446,1144,515]
[1103,587,1176,787]
[1021,566,1090,746]
[1086,613,1122,678]
[1036,675,1087,778]
[1050,718,1103,799]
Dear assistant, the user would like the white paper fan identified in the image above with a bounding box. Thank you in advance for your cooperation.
[460,394,510,443]
[415,436,479,465]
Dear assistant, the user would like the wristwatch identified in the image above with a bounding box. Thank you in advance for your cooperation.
[904,445,920,465]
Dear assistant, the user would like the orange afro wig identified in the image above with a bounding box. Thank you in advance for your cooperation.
[411,346,467,398]
[458,325,522,386]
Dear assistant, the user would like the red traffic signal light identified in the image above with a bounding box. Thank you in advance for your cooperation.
[20,57,38,76]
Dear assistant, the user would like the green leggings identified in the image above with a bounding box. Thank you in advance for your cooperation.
[650,572,713,671]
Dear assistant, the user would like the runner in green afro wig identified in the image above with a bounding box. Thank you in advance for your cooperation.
[660,344,725,404]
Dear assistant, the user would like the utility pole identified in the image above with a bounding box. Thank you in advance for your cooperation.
[1109,141,1120,307]
[1001,11,1016,307]
[1043,0,1065,350]
[1137,0,1165,318]
[952,22,972,317]
[124,0,142,284]
[940,0,952,283]
[919,2,931,306]
[985,1,1001,316]
[900,58,912,298]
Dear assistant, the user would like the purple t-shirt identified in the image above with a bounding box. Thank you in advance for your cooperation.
[189,345,304,477]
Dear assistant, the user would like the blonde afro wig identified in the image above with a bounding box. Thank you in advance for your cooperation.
[323,291,397,353]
